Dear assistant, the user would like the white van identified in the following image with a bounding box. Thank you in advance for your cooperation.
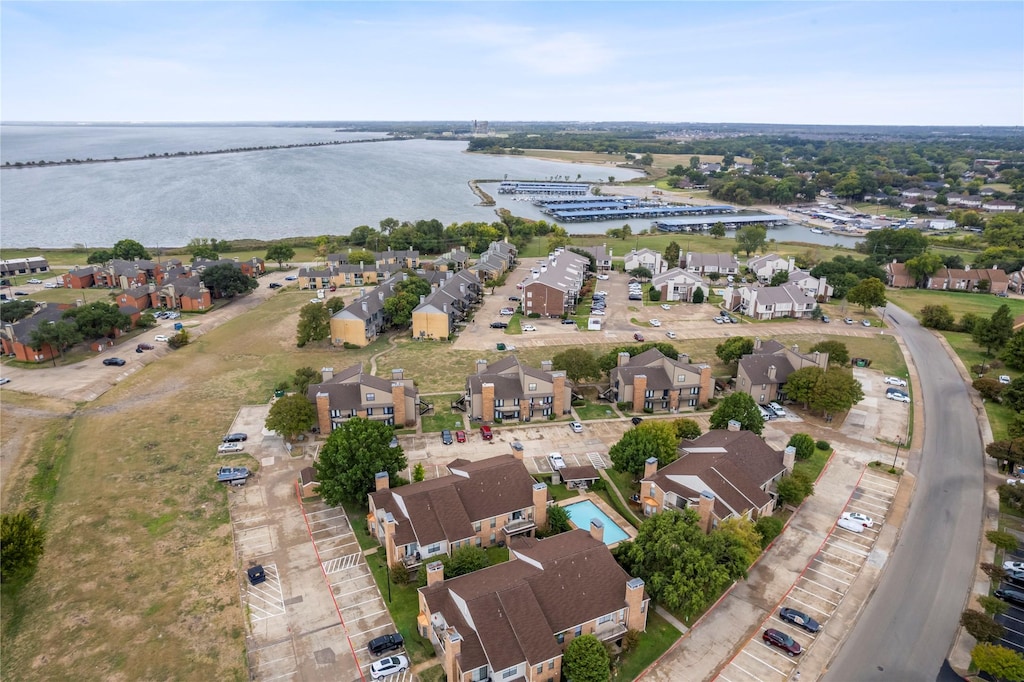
[758,405,772,421]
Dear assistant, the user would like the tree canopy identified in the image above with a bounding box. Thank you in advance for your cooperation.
[734,225,768,257]
[265,394,318,440]
[315,418,407,505]
[0,299,37,323]
[846,277,887,311]
[0,512,46,584]
[709,392,764,435]
[974,304,1015,357]
[265,244,295,268]
[609,421,679,478]
[809,340,849,366]
[200,263,258,298]
[296,302,331,347]
[563,634,610,682]
[62,302,131,340]
[552,348,603,384]
[858,228,929,263]
[715,336,754,364]
[111,239,150,261]
[972,643,1024,682]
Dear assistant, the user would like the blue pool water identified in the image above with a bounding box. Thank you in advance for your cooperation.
[564,500,630,545]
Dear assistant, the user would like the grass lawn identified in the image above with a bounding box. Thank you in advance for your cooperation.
[941,331,1020,441]
[420,397,465,433]
[575,401,620,421]
[887,289,1024,322]
[610,611,682,682]
[794,447,835,483]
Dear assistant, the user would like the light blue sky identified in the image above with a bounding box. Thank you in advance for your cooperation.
[2,1,1021,126]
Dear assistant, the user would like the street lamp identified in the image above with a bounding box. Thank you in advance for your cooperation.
[892,436,903,470]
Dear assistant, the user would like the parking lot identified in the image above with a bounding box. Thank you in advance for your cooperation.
[996,541,1024,656]
[716,469,899,682]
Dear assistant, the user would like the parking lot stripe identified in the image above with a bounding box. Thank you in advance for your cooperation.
[861,474,898,488]
[811,559,857,578]
[260,672,298,681]
[724,660,764,680]
[340,597,382,611]
[805,566,851,585]
[850,495,891,510]
[828,539,870,556]
[818,548,863,566]
[999,613,1024,626]
[717,673,740,682]
[799,578,844,596]
[793,584,838,606]
[786,594,833,617]
[748,643,796,668]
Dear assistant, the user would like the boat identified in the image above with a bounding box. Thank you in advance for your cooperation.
[810,228,825,234]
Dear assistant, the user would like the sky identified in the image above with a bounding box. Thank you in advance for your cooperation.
[2,1,1022,126]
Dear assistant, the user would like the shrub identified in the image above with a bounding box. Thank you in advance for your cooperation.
[528,312,541,319]
[787,433,816,461]
[754,516,784,549]
[979,595,1010,617]
[777,471,814,506]
[589,479,607,492]
[957,312,984,334]
[648,288,661,301]
[343,342,360,349]
[987,530,1019,552]
[389,562,412,585]
[961,609,1005,643]
[999,483,1024,512]
[816,440,831,451]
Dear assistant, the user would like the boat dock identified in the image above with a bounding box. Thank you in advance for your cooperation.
[652,213,786,232]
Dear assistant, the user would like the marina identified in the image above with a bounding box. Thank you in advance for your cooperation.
[652,213,787,232]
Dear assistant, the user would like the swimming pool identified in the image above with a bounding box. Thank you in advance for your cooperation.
[563,500,630,545]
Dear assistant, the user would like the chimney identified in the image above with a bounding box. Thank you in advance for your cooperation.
[378,291,384,302]
[426,560,444,587]
[697,490,715,533]
[443,629,463,682]
[375,471,390,491]
[727,419,741,432]
[618,352,631,368]
[589,518,604,544]
[753,337,762,351]
[316,392,330,434]
[476,359,487,375]
[533,483,548,528]
[321,367,334,381]
[625,577,648,632]
[420,295,425,305]
[788,256,795,270]
[643,457,658,480]
[541,360,553,373]
[791,345,799,353]
[767,365,777,380]
[361,300,368,313]
[783,446,796,473]
[391,368,404,381]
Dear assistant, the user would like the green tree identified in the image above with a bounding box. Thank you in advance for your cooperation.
[563,634,610,682]
[846,277,886,312]
[266,394,318,440]
[972,643,1024,682]
[808,369,864,418]
[754,516,784,549]
[715,336,754,364]
[975,304,1016,357]
[265,244,296,269]
[981,595,1011,617]
[552,348,603,383]
[609,421,679,477]
[111,239,150,261]
[709,392,764,435]
[689,155,701,169]
[735,225,768,257]
[987,530,1019,553]
[296,302,331,347]
[167,328,190,349]
[28,319,82,360]
[0,299,37,323]
[787,433,816,461]
[628,266,653,282]
[186,237,219,262]
[664,241,681,268]
[961,610,1005,644]
[987,438,1024,473]
[412,463,425,482]
[315,418,408,505]
[833,170,863,199]
[0,512,46,583]
[920,304,955,330]
[692,286,705,304]
[1004,378,1024,413]
[292,366,322,394]
[325,296,345,314]
[859,228,929,264]
[546,505,571,535]
[905,251,944,287]
[673,418,702,440]
[444,545,489,579]
[1002,330,1024,371]
[716,517,762,566]
[784,366,824,408]
[809,340,849,366]
[709,222,727,239]
[547,225,571,251]
[62,301,131,340]
[769,270,790,287]
[382,291,419,327]
[200,263,258,298]
[776,471,814,506]
[86,249,113,264]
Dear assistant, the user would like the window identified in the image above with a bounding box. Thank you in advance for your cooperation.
[549,661,555,670]
[366,393,375,402]
[428,543,441,554]
[574,626,583,637]
[645,390,654,398]
[384,406,394,415]
[490,518,497,528]
[528,383,537,392]
[556,633,565,644]
[502,668,517,680]
[536,665,543,674]
[473,521,482,532]
[691,386,700,395]
[688,398,697,407]
[678,375,686,383]
[598,613,614,624]
[365,408,373,416]
[495,399,504,407]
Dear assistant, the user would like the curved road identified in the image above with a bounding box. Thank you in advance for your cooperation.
[826,304,985,681]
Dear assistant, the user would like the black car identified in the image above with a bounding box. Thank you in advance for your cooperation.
[223,433,248,443]
[102,357,126,366]
[441,429,454,445]
[996,588,1024,606]
[367,632,404,656]
[561,319,577,325]
[1007,570,1024,587]
[779,607,821,633]
[490,321,508,329]
[268,282,283,289]
[508,296,521,301]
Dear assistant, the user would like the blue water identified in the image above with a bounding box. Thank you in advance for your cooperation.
[564,500,630,545]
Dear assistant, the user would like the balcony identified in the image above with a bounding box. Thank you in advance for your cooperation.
[594,622,628,642]
[502,518,536,536]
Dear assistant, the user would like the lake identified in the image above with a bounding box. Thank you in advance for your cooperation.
[0,124,860,249]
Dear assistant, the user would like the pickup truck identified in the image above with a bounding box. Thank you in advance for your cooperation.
[216,466,250,484]
[368,632,404,656]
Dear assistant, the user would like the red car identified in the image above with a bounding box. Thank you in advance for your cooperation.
[634,333,645,342]
[455,430,467,443]
[762,628,802,656]
[480,425,493,440]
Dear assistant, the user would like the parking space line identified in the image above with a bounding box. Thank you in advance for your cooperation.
[800,578,845,596]
[330,574,372,588]
[828,539,870,556]
[1000,613,1024,626]
[805,566,851,585]
[353,607,390,620]
[261,672,299,681]
[860,475,898,490]
[746,643,795,668]
[849,496,891,510]
[811,559,857,578]
[818,548,863,566]
[786,594,833,617]
[717,673,740,682]
[793,585,838,606]
[724,660,763,680]
[322,554,361,573]
[339,597,382,611]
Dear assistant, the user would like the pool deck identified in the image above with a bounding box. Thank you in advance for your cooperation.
[557,491,638,548]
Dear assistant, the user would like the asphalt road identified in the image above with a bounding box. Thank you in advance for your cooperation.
[826,304,984,681]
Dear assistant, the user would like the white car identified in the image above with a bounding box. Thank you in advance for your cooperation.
[661,304,671,310]
[0,378,10,385]
[596,274,610,280]
[595,290,608,296]
[884,377,908,387]
[1005,561,1024,572]
[836,517,865,533]
[217,442,244,454]
[590,309,606,315]
[370,655,409,680]
[569,421,583,433]
[44,282,60,288]
[767,402,786,417]
[154,334,171,342]
[648,319,661,327]
[27,278,42,284]
[842,511,874,528]
[500,307,515,316]
[1000,375,1012,385]
[548,452,566,470]
[886,391,911,403]
[666,331,677,339]
[310,298,323,304]
[521,324,537,332]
